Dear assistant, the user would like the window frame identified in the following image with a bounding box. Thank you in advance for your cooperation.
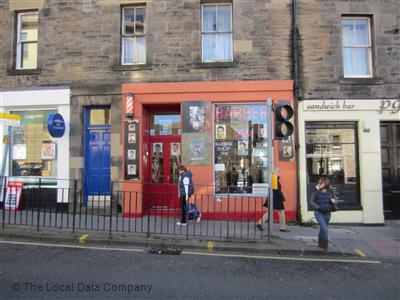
[15,10,39,70]
[201,3,233,63]
[121,5,147,65]
[341,16,373,78]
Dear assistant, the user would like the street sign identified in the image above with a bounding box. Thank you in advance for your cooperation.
[0,113,21,127]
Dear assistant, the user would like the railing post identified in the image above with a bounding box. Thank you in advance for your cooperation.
[36,178,41,231]
[2,176,7,229]
[147,191,151,238]
[72,179,78,233]
[109,181,113,236]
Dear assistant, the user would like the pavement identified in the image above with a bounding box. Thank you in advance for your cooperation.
[0,220,398,261]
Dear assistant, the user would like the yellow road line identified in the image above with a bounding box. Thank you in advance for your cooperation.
[354,248,367,257]
[0,240,381,264]
[79,234,90,244]
[181,250,381,264]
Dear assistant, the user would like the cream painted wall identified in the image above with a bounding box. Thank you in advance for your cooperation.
[298,99,399,224]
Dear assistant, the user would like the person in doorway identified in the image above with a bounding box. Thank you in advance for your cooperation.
[256,169,289,232]
[308,177,336,253]
[177,165,200,225]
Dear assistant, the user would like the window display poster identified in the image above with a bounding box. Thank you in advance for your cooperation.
[182,101,211,133]
[279,136,294,161]
[12,144,26,160]
[160,120,172,135]
[238,140,248,156]
[41,142,56,160]
[4,181,23,211]
[125,119,140,180]
[182,133,211,165]
[215,141,233,157]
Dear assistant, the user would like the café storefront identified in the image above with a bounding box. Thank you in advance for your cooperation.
[298,99,400,224]
[121,80,297,221]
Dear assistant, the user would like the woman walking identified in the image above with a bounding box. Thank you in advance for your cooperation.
[308,177,336,253]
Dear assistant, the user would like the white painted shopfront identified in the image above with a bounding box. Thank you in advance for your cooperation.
[298,99,400,224]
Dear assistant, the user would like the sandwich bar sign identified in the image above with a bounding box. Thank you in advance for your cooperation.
[304,99,400,114]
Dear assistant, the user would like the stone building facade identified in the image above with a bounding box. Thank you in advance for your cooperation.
[296,0,400,223]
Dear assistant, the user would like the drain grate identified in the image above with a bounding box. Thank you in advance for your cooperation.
[148,248,182,255]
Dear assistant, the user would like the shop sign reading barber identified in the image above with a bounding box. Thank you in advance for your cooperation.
[47,113,66,138]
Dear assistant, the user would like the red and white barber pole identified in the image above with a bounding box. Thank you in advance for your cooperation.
[126,93,134,117]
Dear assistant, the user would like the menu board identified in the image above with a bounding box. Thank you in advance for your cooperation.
[125,119,140,180]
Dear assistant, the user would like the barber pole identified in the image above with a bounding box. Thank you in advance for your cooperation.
[126,93,134,117]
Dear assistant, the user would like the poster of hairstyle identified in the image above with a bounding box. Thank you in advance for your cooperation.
[125,119,140,180]
[170,143,180,157]
[238,140,248,156]
[215,124,226,140]
[182,101,211,133]
[153,143,163,156]
[182,133,211,165]
[279,136,295,161]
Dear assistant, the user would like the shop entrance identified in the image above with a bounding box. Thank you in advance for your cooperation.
[145,108,181,210]
[380,122,400,219]
[84,107,111,206]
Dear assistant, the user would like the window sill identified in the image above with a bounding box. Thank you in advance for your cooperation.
[112,64,152,71]
[7,68,41,75]
[339,77,384,85]
[196,61,238,69]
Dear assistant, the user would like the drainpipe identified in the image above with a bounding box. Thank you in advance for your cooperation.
[292,0,302,223]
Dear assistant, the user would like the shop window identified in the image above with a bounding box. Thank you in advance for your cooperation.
[342,16,372,78]
[150,114,180,136]
[121,6,146,65]
[305,122,361,210]
[15,11,38,69]
[11,110,58,177]
[202,3,233,62]
[214,103,268,194]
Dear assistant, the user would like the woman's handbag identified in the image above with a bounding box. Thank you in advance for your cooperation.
[330,201,338,212]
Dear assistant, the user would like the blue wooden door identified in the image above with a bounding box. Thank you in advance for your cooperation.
[84,108,111,204]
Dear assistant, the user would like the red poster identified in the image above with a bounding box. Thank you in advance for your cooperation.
[5,181,23,211]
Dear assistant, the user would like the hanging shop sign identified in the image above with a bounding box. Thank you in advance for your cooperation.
[47,113,66,138]
[4,181,24,211]
[125,119,140,180]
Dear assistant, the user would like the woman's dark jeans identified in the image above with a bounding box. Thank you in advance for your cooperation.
[314,211,331,240]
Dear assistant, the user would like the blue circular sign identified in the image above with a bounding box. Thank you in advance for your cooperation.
[47,113,65,138]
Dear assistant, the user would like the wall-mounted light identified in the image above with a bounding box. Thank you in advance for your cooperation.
[126,92,134,117]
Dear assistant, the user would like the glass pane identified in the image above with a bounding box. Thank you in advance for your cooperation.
[152,143,164,183]
[151,114,180,136]
[217,5,231,31]
[21,43,37,69]
[202,34,216,61]
[90,109,111,125]
[343,48,370,76]
[203,5,217,32]
[215,33,232,61]
[342,19,354,46]
[123,38,134,64]
[305,123,360,209]
[355,19,369,45]
[170,143,181,183]
[124,8,135,34]
[20,13,38,41]
[135,7,145,34]
[11,110,58,177]
[214,104,268,194]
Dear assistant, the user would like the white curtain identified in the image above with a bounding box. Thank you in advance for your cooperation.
[123,37,146,64]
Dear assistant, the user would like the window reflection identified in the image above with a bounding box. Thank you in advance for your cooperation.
[306,122,360,209]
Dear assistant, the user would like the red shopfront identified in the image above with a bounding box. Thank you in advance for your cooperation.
[121,80,297,222]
